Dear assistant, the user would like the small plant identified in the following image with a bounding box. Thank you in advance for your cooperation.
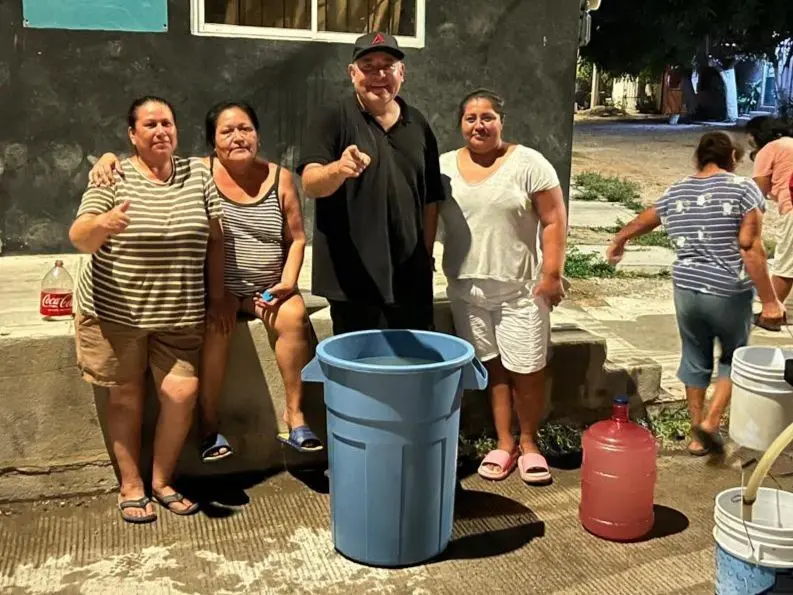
[646,406,691,445]
[473,435,497,458]
[458,433,496,460]
[632,230,673,249]
[565,245,617,279]
[537,423,583,456]
[777,98,793,123]
[574,171,644,212]
[737,81,761,116]
[612,218,673,249]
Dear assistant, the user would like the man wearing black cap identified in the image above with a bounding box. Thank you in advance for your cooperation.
[297,32,444,335]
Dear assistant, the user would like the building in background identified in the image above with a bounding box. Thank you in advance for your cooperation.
[0,0,583,255]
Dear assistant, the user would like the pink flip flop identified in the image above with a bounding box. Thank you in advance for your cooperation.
[477,448,519,481]
[518,452,553,486]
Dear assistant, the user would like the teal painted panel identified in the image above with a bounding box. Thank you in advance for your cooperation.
[22,0,168,32]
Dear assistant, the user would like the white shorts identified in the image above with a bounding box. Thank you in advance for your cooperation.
[774,211,793,279]
[448,279,550,375]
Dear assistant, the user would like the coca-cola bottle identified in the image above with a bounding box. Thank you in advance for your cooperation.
[40,260,74,321]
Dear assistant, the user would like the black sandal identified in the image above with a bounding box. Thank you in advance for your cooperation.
[118,497,157,524]
[154,492,199,516]
[692,426,725,455]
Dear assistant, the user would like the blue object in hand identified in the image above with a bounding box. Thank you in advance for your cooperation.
[261,289,274,302]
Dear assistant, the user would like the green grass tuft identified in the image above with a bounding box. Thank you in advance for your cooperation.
[564,245,618,279]
[646,406,691,445]
[574,171,645,212]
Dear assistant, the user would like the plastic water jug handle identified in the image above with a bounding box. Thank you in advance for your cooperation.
[463,358,489,390]
[301,357,325,383]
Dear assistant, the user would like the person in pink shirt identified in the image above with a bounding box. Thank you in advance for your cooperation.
[747,116,793,329]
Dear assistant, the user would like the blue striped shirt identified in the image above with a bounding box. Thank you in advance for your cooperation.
[656,173,765,297]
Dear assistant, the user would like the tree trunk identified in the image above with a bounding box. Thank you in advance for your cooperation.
[681,70,698,117]
[590,63,600,108]
[720,67,739,122]
[777,42,793,107]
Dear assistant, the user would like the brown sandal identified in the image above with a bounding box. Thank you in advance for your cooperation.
[687,442,710,457]
[754,313,786,332]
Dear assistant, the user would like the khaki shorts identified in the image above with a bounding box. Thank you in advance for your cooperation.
[774,212,793,279]
[75,314,204,387]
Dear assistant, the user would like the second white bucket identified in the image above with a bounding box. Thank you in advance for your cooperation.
[714,487,793,569]
[730,346,793,452]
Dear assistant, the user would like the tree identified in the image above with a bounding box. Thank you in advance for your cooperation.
[581,0,793,118]
[582,0,793,78]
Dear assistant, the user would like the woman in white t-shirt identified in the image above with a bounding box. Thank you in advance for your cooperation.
[439,89,567,485]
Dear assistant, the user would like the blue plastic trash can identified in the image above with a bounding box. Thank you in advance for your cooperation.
[302,329,488,567]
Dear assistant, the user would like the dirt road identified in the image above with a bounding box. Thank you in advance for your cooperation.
[570,118,783,235]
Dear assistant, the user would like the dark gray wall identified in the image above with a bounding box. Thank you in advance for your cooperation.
[0,0,580,254]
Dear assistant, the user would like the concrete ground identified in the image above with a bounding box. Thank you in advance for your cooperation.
[3,453,790,595]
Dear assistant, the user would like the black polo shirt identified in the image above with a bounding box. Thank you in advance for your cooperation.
[297,93,444,306]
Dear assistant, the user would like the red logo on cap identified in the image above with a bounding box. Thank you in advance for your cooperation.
[372,32,385,45]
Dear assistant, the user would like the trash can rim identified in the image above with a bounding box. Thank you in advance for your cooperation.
[316,329,475,374]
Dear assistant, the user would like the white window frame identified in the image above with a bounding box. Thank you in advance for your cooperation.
[191,0,425,48]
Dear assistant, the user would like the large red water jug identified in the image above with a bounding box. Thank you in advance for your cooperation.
[580,397,657,541]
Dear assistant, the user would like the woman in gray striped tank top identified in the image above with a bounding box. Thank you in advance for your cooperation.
[200,102,321,459]
[90,102,322,461]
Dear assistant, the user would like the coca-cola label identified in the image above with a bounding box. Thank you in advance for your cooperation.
[40,292,73,317]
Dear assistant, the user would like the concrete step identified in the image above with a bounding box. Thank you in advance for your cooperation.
[0,299,661,503]
[0,253,663,502]
[568,199,637,229]
[576,244,675,275]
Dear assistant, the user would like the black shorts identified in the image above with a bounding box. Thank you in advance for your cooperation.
[328,300,434,335]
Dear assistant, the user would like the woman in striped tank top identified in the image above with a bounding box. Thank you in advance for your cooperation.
[90,102,322,462]
[199,102,321,460]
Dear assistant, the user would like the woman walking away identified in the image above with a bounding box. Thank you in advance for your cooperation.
[607,131,785,456]
[439,89,567,485]
[70,96,227,523]
[745,115,793,326]
[89,101,321,461]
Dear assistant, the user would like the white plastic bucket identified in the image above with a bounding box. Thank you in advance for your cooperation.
[730,346,793,452]
[714,487,793,569]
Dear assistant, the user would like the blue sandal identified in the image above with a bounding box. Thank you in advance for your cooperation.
[276,425,324,453]
[200,433,233,463]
